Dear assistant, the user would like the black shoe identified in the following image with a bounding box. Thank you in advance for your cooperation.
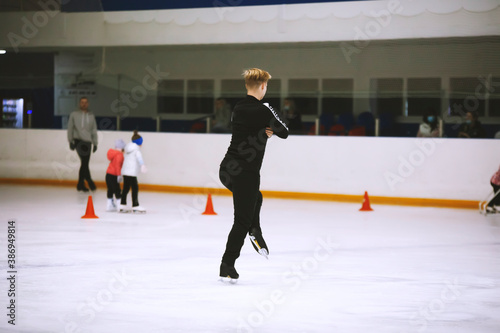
[219,262,239,280]
[249,227,269,259]
[77,184,89,192]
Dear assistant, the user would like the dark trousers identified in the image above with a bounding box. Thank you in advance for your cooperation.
[75,139,94,188]
[121,176,139,207]
[488,182,500,207]
[105,173,122,199]
[219,162,263,266]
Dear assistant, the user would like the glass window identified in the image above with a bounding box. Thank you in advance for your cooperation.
[370,78,403,117]
[221,79,245,111]
[157,80,183,114]
[187,79,214,114]
[288,79,318,115]
[321,78,353,116]
[407,78,441,117]
[262,79,281,111]
[449,77,486,117]
[489,77,500,117]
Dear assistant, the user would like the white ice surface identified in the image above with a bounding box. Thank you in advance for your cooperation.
[0,184,499,333]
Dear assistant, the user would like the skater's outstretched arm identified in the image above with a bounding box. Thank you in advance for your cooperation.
[264,103,289,139]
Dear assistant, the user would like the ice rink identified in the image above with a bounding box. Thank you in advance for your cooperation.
[0,184,499,333]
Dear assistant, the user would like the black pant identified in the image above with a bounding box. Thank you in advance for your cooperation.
[219,161,263,266]
[105,173,122,199]
[489,182,500,207]
[121,176,139,207]
[75,139,94,188]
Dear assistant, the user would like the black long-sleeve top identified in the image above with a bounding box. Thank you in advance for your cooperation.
[222,95,289,173]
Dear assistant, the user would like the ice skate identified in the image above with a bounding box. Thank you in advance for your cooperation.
[132,205,146,214]
[249,227,269,259]
[219,262,239,284]
[77,184,89,192]
[106,198,117,212]
[87,179,97,192]
[486,206,497,214]
[118,204,131,213]
[479,189,500,215]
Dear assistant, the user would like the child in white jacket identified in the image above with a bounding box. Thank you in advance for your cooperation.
[119,130,147,213]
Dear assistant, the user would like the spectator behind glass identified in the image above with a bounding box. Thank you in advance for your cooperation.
[282,98,303,134]
[212,98,232,133]
[417,108,439,138]
[458,111,487,138]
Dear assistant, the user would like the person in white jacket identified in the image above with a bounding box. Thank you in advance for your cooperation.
[119,130,147,213]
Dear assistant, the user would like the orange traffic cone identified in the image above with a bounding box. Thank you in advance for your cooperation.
[82,195,99,218]
[202,193,217,215]
[359,191,373,211]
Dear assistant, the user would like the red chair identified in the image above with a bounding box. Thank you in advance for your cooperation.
[348,126,366,136]
[328,124,346,136]
[308,124,326,135]
[189,122,206,133]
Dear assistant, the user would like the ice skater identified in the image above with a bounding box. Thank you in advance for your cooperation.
[218,68,289,282]
[67,96,98,192]
[105,139,125,211]
[486,164,500,213]
[119,131,147,213]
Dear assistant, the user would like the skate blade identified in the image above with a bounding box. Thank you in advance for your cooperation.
[258,248,269,260]
[219,277,238,285]
[133,210,146,214]
[119,209,131,213]
[249,235,269,259]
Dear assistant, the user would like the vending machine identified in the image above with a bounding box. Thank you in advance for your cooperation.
[2,98,24,128]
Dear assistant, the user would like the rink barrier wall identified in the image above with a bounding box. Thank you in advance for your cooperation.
[0,178,479,209]
[0,129,497,209]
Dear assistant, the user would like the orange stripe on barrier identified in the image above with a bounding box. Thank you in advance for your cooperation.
[0,178,478,209]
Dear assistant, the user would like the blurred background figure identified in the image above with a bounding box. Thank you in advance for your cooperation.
[282,98,303,135]
[458,111,486,138]
[417,108,439,137]
[212,98,232,133]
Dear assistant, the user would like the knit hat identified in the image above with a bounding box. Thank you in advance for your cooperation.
[132,130,143,146]
[115,139,126,150]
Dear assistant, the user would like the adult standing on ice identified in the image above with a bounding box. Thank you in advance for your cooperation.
[67,96,98,192]
[218,68,289,282]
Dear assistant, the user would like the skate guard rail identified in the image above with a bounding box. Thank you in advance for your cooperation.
[0,178,479,210]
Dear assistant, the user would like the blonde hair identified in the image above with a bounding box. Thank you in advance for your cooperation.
[243,68,272,89]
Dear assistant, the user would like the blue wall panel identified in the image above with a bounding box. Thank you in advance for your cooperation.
[62,0,369,12]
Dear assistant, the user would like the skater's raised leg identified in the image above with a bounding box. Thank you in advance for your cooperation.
[248,191,269,258]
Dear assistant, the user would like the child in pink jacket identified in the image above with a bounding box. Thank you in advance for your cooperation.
[106,139,125,211]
